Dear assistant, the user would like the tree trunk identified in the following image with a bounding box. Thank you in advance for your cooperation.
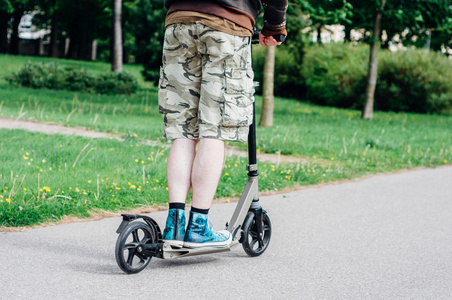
[259,45,276,127]
[317,25,322,44]
[361,0,386,119]
[79,0,91,60]
[66,21,79,59]
[0,11,8,53]
[49,11,59,58]
[11,10,22,55]
[112,0,123,72]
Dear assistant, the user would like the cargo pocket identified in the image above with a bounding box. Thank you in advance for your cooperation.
[222,68,255,127]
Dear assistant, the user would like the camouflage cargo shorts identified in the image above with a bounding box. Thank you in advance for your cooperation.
[158,22,254,143]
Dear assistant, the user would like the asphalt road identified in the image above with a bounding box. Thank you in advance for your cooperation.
[1,167,452,299]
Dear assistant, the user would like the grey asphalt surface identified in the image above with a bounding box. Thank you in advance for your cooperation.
[1,166,452,299]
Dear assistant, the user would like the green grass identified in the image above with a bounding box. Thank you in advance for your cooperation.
[0,54,451,227]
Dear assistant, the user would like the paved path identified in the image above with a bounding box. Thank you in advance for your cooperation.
[1,166,452,299]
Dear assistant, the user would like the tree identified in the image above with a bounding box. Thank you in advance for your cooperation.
[350,0,452,119]
[0,0,12,53]
[361,0,386,119]
[111,0,122,71]
[259,45,276,127]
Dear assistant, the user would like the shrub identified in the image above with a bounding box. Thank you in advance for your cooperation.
[6,62,138,95]
[301,43,452,114]
[377,49,452,113]
[301,43,369,109]
[252,45,305,98]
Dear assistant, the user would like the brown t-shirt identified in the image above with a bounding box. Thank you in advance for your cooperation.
[166,11,252,37]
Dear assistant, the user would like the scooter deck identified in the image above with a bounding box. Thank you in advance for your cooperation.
[162,241,240,259]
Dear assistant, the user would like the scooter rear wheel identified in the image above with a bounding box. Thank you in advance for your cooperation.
[115,221,155,274]
[241,211,272,257]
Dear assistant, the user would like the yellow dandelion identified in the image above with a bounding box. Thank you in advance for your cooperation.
[23,188,27,191]
[88,180,92,184]
[49,167,52,171]
[76,188,80,192]
[313,156,316,159]
[234,164,238,167]
[130,185,136,189]
[331,157,335,160]
[161,153,165,156]
[151,152,154,155]
[165,187,168,190]
[225,173,229,176]
[141,161,145,164]
[62,191,65,194]
[6,198,11,203]
[133,134,138,137]
[109,137,113,140]
[154,187,157,190]
[28,163,31,166]
[69,187,72,190]
[287,170,291,174]
[0,195,2,198]
[135,159,139,162]
[44,187,50,192]
[264,174,267,177]
[156,180,159,183]
[112,195,115,197]
[23,155,29,160]
[130,145,133,147]
[138,185,142,189]
[0,199,2,203]
[101,179,104,182]
[148,157,151,161]
[444,160,448,164]
[60,144,63,147]
[26,152,29,156]
[128,182,131,185]
[228,165,231,168]
[116,187,121,190]
[137,188,141,192]
[42,159,46,163]
[40,188,43,192]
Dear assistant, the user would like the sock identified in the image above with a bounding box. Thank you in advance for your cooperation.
[191,207,209,215]
[169,203,185,210]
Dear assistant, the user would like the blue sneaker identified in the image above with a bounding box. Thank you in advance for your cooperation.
[162,208,186,247]
[183,211,232,248]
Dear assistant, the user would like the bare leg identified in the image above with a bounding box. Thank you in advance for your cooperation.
[191,138,225,209]
[167,138,198,204]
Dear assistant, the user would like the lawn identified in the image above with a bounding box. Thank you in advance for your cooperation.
[1,54,451,228]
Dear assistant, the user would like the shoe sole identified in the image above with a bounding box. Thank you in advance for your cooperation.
[163,239,184,248]
[183,234,232,249]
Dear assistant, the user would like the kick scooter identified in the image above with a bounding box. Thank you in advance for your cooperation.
[114,31,285,274]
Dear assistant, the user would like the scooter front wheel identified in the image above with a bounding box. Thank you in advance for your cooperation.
[115,221,155,274]
[241,211,272,257]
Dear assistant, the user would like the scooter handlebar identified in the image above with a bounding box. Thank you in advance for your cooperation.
[252,29,286,44]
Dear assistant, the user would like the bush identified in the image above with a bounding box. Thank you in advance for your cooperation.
[301,43,369,109]
[6,62,138,95]
[377,49,452,113]
[302,43,452,114]
[252,45,305,98]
